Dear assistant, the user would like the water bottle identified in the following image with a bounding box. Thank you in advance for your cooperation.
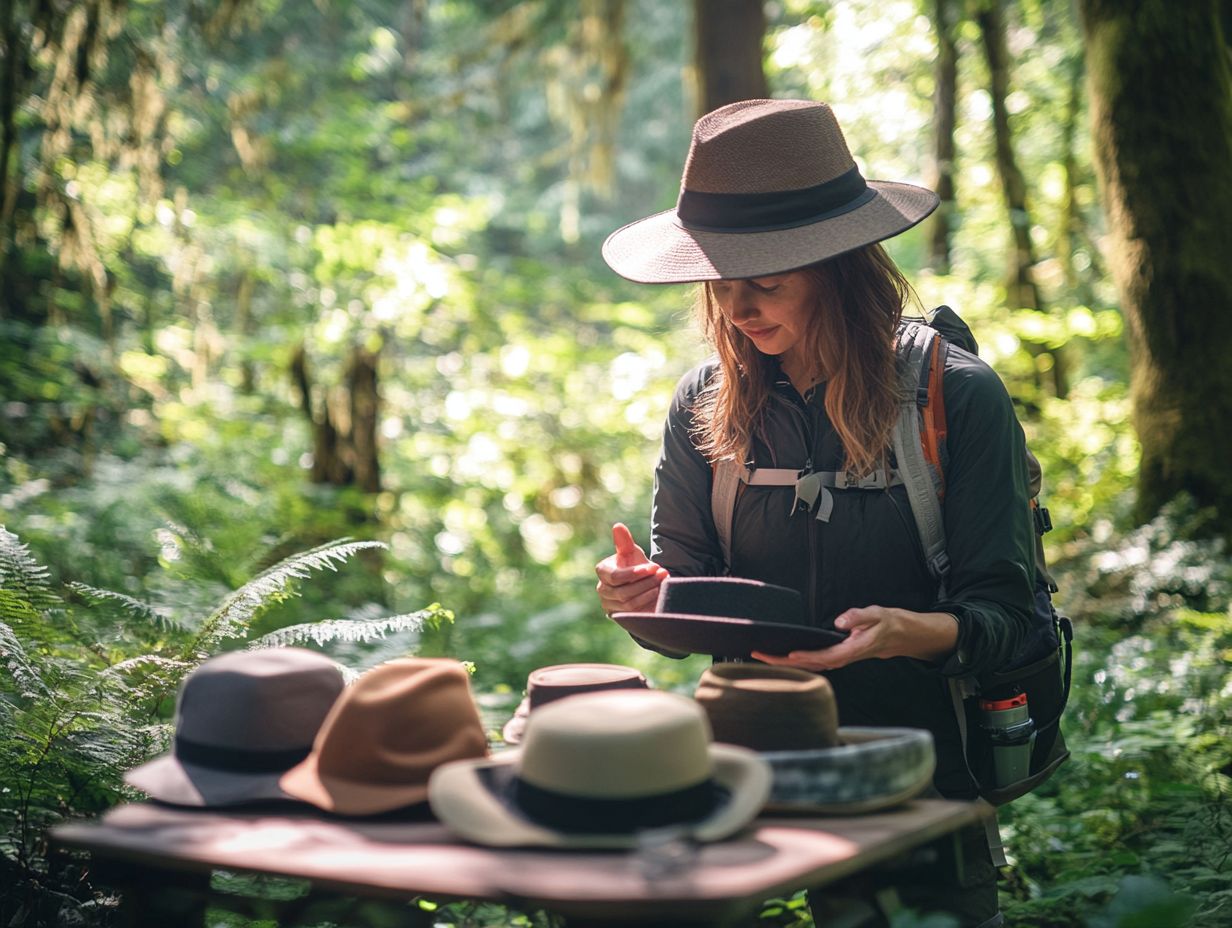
[979,691,1036,788]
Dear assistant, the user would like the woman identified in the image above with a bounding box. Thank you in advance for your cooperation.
[595,100,1034,928]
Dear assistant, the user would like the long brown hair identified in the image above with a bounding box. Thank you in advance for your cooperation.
[692,244,913,476]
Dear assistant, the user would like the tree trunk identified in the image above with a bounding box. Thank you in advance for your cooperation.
[1078,0,1232,530]
[977,0,1039,311]
[977,0,1069,398]
[348,345,381,494]
[927,0,959,274]
[692,0,768,116]
[290,342,382,492]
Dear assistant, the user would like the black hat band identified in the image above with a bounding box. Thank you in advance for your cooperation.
[676,165,873,234]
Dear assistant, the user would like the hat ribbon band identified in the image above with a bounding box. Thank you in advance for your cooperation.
[174,736,311,773]
[676,165,872,234]
[512,775,728,834]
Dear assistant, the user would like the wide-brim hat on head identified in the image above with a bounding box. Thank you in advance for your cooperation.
[695,664,935,814]
[429,689,771,848]
[124,647,345,807]
[612,576,846,659]
[501,663,650,746]
[280,657,488,816]
[602,99,939,283]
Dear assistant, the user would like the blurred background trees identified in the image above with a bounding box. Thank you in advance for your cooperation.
[1,1,1229,926]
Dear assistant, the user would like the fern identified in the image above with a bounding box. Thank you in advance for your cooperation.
[0,621,48,697]
[0,526,61,620]
[67,582,181,629]
[189,538,387,654]
[248,605,451,649]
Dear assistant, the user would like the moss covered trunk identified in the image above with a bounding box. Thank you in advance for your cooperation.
[1079,0,1232,531]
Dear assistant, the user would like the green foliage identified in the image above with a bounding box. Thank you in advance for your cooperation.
[0,525,444,926]
[999,500,1231,928]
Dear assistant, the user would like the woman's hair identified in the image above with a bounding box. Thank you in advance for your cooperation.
[691,243,913,476]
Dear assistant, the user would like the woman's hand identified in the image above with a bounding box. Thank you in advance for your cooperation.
[751,606,958,671]
[595,523,670,616]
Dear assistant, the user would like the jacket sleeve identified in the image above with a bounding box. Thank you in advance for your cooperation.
[931,348,1035,679]
[649,364,725,578]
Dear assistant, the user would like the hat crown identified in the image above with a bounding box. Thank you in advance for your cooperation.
[695,664,840,752]
[518,690,712,799]
[656,576,806,626]
[312,658,487,785]
[174,648,344,752]
[526,663,648,710]
[680,99,856,196]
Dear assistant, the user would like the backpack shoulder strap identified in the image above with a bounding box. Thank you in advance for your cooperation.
[711,459,742,574]
[893,322,951,590]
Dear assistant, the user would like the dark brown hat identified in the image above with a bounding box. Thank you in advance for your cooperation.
[124,648,345,807]
[602,99,938,283]
[612,577,845,658]
[501,663,650,746]
[280,658,488,816]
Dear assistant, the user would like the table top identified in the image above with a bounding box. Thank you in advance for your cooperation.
[53,798,989,924]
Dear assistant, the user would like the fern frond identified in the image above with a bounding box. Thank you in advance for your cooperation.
[0,525,60,615]
[102,655,194,678]
[0,620,49,696]
[247,605,449,650]
[191,539,387,654]
[68,583,181,629]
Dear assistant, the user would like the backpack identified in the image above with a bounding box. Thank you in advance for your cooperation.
[710,305,1073,810]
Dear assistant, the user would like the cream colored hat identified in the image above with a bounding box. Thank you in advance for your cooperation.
[429,689,771,848]
[602,99,938,283]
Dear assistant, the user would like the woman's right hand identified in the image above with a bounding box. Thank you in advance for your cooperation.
[595,523,669,617]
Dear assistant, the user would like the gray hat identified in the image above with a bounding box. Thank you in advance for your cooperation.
[602,99,938,283]
[124,648,344,807]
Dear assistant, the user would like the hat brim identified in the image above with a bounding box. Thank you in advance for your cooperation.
[612,612,846,659]
[501,697,531,745]
[428,744,770,849]
[124,754,299,808]
[757,727,936,815]
[278,753,431,817]
[602,181,939,284]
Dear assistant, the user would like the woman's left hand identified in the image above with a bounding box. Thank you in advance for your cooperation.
[751,605,958,671]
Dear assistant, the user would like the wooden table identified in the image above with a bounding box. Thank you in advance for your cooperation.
[51,798,990,926]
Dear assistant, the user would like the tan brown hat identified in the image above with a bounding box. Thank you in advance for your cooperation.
[602,99,938,283]
[694,664,935,814]
[124,647,345,807]
[501,663,650,745]
[429,689,771,848]
[280,657,487,816]
[695,663,840,752]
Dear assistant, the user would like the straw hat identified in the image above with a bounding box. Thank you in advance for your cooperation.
[124,648,345,807]
[694,664,935,814]
[501,663,650,746]
[602,99,938,283]
[429,690,771,848]
[280,658,487,816]
[612,576,845,658]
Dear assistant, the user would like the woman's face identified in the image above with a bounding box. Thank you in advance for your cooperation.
[709,271,819,371]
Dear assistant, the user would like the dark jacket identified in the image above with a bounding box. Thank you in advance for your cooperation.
[647,344,1036,797]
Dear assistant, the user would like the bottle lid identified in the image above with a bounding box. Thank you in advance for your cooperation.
[979,692,1027,711]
